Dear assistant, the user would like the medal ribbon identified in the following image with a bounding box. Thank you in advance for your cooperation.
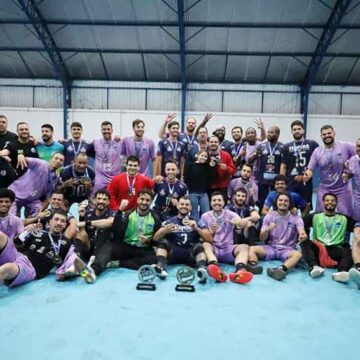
[126,174,137,193]
[48,232,62,255]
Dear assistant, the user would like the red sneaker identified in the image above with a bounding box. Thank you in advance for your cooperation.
[229,269,253,284]
[207,264,228,282]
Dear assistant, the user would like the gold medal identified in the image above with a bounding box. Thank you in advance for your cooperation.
[182,216,190,225]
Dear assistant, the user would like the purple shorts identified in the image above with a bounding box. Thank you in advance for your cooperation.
[0,238,36,288]
[262,245,295,262]
[10,199,42,217]
[214,245,237,264]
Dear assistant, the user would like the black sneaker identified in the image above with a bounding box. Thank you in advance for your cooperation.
[197,267,208,284]
[267,267,286,281]
[245,263,263,274]
[152,264,168,280]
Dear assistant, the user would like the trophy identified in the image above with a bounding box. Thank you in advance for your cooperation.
[175,266,196,292]
[136,265,156,291]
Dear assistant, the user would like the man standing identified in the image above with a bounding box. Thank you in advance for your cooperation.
[153,195,209,283]
[212,125,233,154]
[60,153,95,206]
[153,160,188,221]
[0,114,17,150]
[301,193,354,283]
[208,135,236,202]
[107,155,154,212]
[63,122,92,166]
[36,124,64,162]
[250,126,283,210]
[228,126,246,178]
[303,125,354,216]
[120,119,156,176]
[76,189,162,283]
[90,121,122,193]
[249,193,307,281]
[199,192,254,284]
[154,120,186,177]
[9,152,64,217]
[280,120,319,207]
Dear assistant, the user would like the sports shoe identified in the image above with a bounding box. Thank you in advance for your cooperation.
[245,262,263,274]
[332,271,349,283]
[349,268,360,289]
[74,257,97,284]
[267,267,286,281]
[152,264,168,280]
[207,264,228,282]
[105,260,120,268]
[197,267,208,284]
[56,265,77,281]
[229,269,253,284]
[309,265,325,278]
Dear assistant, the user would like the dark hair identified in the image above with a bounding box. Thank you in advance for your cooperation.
[51,152,64,159]
[70,122,82,129]
[41,124,54,132]
[95,189,111,200]
[234,187,248,198]
[0,114,7,121]
[126,155,140,165]
[291,120,304,129]
[101,121,113,128]
[0,188,15,202]
[132,119,145,128]
[197,126,208,134]
[138,188,155,200]
[17,122,28,128]
[231,126,243,133]
[51,189,65,198]
[273,192,293,210]
[320,124,334,133]
[50,208,67,219]
[210,191,225,201]
[74,153,88,160]
[274,175,287,184]
[322,192,337,202]
[167,120,180,130]
[165,159,178,167]
[241,163,253,171]
[179,195,191,202]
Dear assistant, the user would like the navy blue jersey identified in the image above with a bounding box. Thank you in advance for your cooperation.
[264,190,307,210]
[60,165,95,204]
[256,141,284,185]
[187,144,209,163]
[82,207,116,241]
[177,133,198,153]
[227,204,254,218]
[157,139,186,175]
[63,139,92,166]
[162,215,200,247]
[281,139,319,179]
[154,180,188,218]
[220,139,234,155]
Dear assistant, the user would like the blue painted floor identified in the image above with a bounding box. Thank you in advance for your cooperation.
[1,262,359,360]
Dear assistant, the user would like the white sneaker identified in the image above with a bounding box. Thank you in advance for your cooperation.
[332,271,349,283]
[310,265,325,278]
[74,257,97,284]
[152,264,168,280]
[349,268,360,289]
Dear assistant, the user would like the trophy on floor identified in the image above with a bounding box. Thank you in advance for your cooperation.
[136,265,156,291]
[175,266,196,292]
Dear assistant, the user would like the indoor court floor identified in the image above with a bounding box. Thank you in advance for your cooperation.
[1,262,359,360]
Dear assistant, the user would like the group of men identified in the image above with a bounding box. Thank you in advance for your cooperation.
[0,112,360,290]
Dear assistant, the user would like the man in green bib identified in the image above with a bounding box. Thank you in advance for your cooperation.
[301,193,354,283]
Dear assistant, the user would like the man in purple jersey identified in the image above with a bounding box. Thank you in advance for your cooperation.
[120,119,156,176]
[199,192,254,284]
[91,121,122,193]
[248,193,307,281]
[8,152,64,217]
[0,189,24,242]
[63,122,92,166]
[303,125,355,216]
[228,163,258,206]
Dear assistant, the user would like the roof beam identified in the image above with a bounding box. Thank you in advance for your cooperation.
[301,0,352,133]
[177,0,187,131]
[16,0,70,87]
[3,19,360,29]
[2,47,360,57]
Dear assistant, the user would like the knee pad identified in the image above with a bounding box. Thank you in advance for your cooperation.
[191,243,204,258]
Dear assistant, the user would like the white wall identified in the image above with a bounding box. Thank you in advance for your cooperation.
[3,106,360,145]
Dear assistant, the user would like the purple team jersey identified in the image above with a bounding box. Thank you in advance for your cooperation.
[0,214,24,242]
[120,136,156,176]
[199,209,239,250]
[348,154,360,221]
[261,211,304,249]
[307,141,354,215]
[93,138,122,192]
[228,177,258,204]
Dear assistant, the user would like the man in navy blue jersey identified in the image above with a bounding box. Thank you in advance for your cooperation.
[153,195,210,283]
[280,120,319,206]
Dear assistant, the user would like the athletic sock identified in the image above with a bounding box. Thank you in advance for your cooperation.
[156,255,167,270]
[248,261,258,266]
[235,262,246,271]
[196,259,206,268]
[280,265,288,272]
[208,260,218,266]
[354,263,360,271]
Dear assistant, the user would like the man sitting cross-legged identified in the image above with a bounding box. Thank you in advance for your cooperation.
[152,195,210,284]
